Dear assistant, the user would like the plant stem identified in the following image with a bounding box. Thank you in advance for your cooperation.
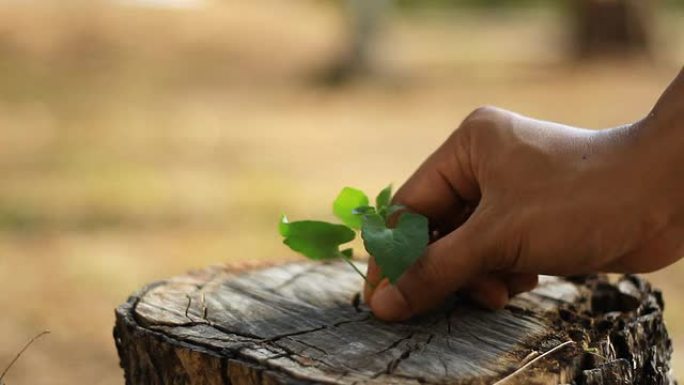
[342,257,369,284]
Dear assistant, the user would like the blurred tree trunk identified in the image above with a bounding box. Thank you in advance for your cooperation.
[572,0,655,58]
[324,0,391,84]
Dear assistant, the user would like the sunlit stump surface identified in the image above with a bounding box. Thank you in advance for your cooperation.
[114,261,674,385]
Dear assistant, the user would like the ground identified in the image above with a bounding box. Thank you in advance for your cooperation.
[0,2,683,384]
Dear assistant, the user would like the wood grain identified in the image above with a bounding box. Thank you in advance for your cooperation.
[114,261,674,385]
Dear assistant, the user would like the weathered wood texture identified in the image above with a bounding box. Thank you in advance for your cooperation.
[114,261,674,385]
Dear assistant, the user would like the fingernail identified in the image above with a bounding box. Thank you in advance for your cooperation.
[370,283,413,321]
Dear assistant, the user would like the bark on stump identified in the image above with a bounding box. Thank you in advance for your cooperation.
[114,261,674,385]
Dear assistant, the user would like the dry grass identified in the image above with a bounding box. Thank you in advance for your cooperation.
[0,2,683,384]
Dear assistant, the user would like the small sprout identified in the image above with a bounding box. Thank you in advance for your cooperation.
[280,185,429,284]
[375,185,392,212]
[333,187,369,230]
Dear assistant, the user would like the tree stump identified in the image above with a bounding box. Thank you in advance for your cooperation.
[114,261,674,385]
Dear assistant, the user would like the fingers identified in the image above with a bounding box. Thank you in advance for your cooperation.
[505,273,539,295]
[394,107,520,230]
[392,128,480,236]
[369,218,490,321]
[392,160,466,232]
[464,273,539,310]
[366,108,518,320]
[466,276,509,310]
[366,135,473,304]
[367,264,539,313]
[366,132,476,308]
[363,257,383,303]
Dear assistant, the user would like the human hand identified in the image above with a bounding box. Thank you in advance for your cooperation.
[365,71,684,321]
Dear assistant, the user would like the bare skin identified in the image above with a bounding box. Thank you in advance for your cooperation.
[365,68,684,322]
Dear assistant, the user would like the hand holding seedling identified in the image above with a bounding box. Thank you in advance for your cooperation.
[366,68,684,321]
[280,68,684,323]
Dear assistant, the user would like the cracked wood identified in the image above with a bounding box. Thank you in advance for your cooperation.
[114,261,674,385]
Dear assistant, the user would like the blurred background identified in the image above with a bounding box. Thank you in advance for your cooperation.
[0,0,683,384]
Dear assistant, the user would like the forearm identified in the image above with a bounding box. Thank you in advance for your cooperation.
[367,72,684,320]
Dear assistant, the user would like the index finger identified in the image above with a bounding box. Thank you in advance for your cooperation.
[393,128,480,236]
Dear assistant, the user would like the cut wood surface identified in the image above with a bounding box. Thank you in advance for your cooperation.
[114,261,674,385]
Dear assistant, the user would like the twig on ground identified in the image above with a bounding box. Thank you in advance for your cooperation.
[0,331,51,383]
[492,340,575,385]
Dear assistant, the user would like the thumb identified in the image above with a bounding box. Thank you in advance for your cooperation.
[369,216,494,321]
[363,257,383,303]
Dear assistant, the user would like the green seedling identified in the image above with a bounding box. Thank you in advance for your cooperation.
[279,185,429,283]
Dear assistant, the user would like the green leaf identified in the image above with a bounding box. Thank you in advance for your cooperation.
[340,248,353,258]
[279,214,290,236]
[352,205,376,215]
[280,216,355,260]
[376,185,392,210]
[361,212,429,283]
[333,187,369,230]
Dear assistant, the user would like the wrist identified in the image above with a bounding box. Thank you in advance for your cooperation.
[592,113,682,239]
[647,68,684,148]
[614,68,684,228]
[632,113,684,228]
